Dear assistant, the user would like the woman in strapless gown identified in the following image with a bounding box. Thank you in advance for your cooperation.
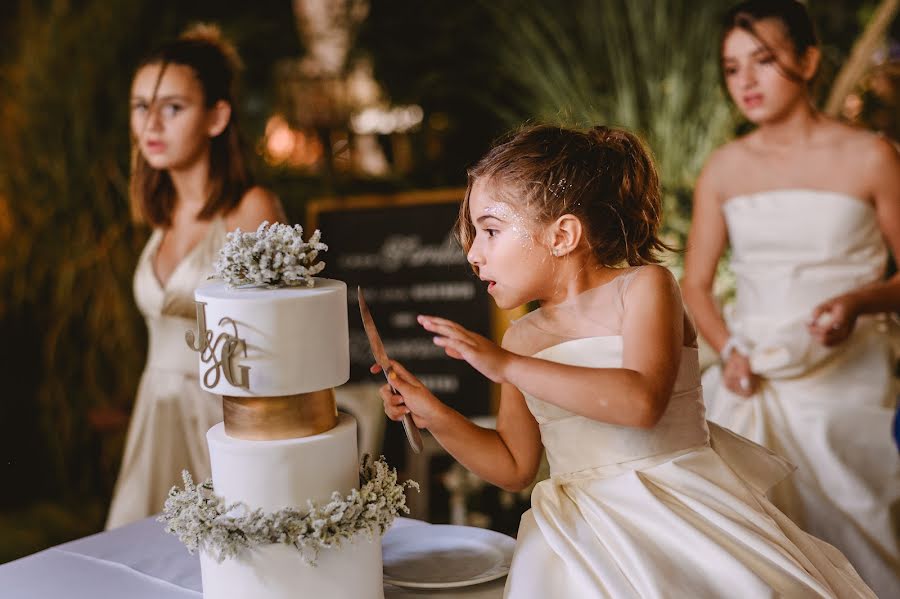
[695,190,900,593]
[105,27,283,529]
[378,124,877,597]
[682,2,900,595]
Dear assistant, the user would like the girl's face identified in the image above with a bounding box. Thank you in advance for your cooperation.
[721,19,811,124]
[130,63,219,171]
[466,179,552,309]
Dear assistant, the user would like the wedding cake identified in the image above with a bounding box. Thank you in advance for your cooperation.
[160,224,413,599]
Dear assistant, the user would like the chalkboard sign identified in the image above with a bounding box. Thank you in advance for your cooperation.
[308,189,507,421]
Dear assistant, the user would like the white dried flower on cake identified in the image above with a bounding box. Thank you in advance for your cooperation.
[214,221,328,288]
[159,456,418,565]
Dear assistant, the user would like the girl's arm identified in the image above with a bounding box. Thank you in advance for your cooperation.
[809,138,900,345]
[423,265,685,429]
[377,356,543,493]
[680,152,731,354]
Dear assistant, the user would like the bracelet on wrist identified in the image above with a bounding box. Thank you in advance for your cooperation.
[720,335,752,361]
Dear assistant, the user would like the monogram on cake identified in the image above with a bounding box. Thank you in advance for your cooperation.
[160,223,414,599]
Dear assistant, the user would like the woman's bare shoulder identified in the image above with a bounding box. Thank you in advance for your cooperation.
[226,186,286,231]
[704,138,748,170]
[822,120,900,187]
[697,137,754,195]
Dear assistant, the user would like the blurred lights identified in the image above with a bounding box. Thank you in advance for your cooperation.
[262,103,428,173]
[351,105,423,135]
[262,114,323,168]
[266,118,296,159]
[842,93,863,120]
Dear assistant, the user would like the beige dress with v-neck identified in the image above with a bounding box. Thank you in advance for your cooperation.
[105,217,226,529]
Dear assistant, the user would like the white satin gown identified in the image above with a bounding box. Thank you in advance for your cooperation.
[503,269,876,598]
[105,218,225,529]
[702,190,900,597]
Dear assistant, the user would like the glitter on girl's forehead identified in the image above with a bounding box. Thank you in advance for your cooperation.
[483,201,535,247]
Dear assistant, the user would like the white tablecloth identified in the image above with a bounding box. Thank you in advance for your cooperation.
[0,517,507,598]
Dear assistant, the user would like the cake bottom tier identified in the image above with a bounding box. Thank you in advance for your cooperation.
[200,532,384,599]
[202,413,385,598]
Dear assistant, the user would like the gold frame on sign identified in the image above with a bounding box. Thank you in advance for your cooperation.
[306,187,526,414]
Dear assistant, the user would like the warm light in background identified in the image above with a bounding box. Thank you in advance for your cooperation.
[842,93,863,119]
[262,114,324,168]
[350,105,423,135]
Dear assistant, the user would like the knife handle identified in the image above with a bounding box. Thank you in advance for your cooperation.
[384,367,424,454]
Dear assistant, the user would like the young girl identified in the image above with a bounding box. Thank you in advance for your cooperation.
[106,25,284,529]
[376,124,876,597]
[681,2,900,595]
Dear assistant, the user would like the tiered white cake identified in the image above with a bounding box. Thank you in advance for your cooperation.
[193,279,349,397]
[192,279,385,599]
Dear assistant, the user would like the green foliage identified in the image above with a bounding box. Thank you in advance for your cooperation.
[485,0,738,267]
[0,0,148,499]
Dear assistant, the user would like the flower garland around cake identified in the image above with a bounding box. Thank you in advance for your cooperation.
[158,455,419,565]
[214,221,327,288]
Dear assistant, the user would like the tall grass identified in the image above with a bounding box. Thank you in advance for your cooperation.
[0,0,148,500]
[487,0,737,263]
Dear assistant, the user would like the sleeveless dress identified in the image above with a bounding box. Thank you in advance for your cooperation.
[702,190,900,597]
[503,269,876,598]
[105,217,226,529]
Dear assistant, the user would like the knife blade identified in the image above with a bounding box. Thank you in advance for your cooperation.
[358,286,424,454]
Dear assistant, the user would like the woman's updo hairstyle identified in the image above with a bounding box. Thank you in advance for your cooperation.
[150,23,243,109]
[458,124,673,267]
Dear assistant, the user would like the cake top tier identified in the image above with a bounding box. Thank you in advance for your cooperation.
[198,278,345,300]
[190,278,350,397]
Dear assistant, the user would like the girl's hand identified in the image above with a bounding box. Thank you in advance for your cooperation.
[418,315,513,383]
[371,359,445,430]
[808,295,859,347]
[722,351,759,398]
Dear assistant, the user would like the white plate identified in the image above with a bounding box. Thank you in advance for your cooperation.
[382,524,516,589]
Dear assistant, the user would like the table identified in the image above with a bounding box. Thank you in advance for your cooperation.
[0,517,507,598]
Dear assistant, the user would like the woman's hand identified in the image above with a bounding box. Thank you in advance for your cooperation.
[722,351,759,398]
[372,360,445,430]
[808,295,859,347]
[418,315,514,383]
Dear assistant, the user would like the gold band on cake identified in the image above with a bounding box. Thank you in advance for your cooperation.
[222,389,338,440]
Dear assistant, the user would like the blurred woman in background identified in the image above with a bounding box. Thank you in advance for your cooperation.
[106,24,284,529]
[682,1,900,595]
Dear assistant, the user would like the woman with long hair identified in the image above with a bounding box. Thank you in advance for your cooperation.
[106,24,284,529]
[682,2,900,594]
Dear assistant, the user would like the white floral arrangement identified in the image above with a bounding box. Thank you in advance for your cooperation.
[158,456,418,565]
[214,221,328,288]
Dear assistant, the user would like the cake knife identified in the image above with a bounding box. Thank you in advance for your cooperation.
[358,287,424,454]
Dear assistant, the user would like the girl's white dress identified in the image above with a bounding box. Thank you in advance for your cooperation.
[105,217,225,529]
[504,269,876,598]
[703,190,900,597]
